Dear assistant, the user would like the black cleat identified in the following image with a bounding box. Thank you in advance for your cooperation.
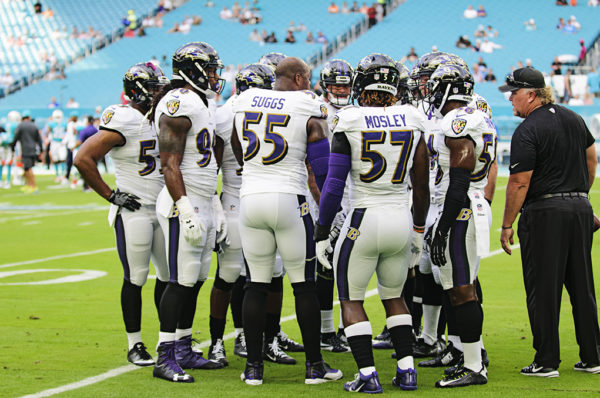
[127,342,154,366]
[435,367,487,388]
[208,338,228,366]
[277,331,304,352]
[241,361,263,385]
[574,361,600,374]
[482,348,489,368]
[321,332,351,353]
[413,337,442,358]
[305,360,343,384]
[174,335,224,370]
[373,326,393,349]
[344,371,383,393]
[233,332,247,358]
[419,341,463,368]
[153,341,194,383]
[264,336,296,364]
[520,361,559,377]
[392,367,417,391]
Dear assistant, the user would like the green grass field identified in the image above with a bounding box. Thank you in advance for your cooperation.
[1,175,599,397]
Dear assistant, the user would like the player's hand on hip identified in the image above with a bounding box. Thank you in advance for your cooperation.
[212,194,229,244]
[176,196,205,247]
[409,226,425,269]
[109,189,141,212]
[430,229,448,266]
[500,227,514,255]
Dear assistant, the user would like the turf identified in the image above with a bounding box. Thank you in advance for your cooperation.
[1,175,599,397]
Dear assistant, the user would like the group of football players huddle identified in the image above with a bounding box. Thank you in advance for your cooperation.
[74,39,497,392]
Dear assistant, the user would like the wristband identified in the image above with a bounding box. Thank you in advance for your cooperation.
[413,225,425,233]
[501,225,512,230]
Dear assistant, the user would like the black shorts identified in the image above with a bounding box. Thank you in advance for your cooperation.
[22,155,36,171]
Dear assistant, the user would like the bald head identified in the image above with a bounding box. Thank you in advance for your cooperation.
[274,57,311,91]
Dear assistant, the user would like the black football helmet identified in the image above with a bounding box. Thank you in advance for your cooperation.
[352,53,399,103]
[172,42,224,98]
[235,63,276,94]
[123,62,169,108]
[319,59,353,107]
[394,61,411,104]
[425,64,474,117]
[258,52,286,68]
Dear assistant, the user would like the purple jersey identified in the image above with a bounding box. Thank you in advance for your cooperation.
[78,125,98,143]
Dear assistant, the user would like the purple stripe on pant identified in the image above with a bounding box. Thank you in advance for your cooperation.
[298,195,316,282]
[336,208,366,301]
[449,218,470,287]
[168,217,180,283]
[114,214,130,281]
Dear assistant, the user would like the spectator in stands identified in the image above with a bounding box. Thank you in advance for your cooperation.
[563,17,580,33]
[477,56,487,68]
[265,31,277,43]
[472,64,485,82]
[193,15,202,25]
[587,68,599,96]
[48,96,60,109]
[556,0,567,5]
[137,26,147,36]
[480,38,502,53]
[34,1,42,14]
[367,3,377,27]
[167,22,180,33]
[360,2,369,13]
[306,31,315,43]
[205,0,215,7]
[341,2,351,13]
[232,1,242,18]
[579,39,587,63]
[556,17,566,30]
[297,22,307,31]
[69,27,79,39]
[285,31,296,43]
[474,24,486,37]
[0,72,15,89]
[328,2,340,13]
[42,7,53,18]
[46,67,60,80]
[182,15,193,26]
[551,56,563,75]
[477,5,487,17]
[316,31,328,44]
[220,6,232,19]
[66,98,80,108]
[563,69,573,102]
[142,15,154,28]
[50,28,66,40]
[524,18,537,30]
[456,35,472,49]
[351,1,360,12]
[589,0,599,6]
[484,68,496,82]
[463,5,477,18]
[249,28,262,42]
[406,47,418,63]
[487,25,498,37]
[472,39,481,52]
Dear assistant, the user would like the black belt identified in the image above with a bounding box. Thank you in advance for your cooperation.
[528,192,588,205]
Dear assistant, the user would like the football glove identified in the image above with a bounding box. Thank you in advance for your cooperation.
[409,226,425,269]
[314,221,332,270]
[430,228,448,266]
[176,196,205,247]
[109,189,141,211]
[212,194,229,246]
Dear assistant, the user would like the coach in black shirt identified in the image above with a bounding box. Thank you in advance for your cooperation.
[499,67,600,377]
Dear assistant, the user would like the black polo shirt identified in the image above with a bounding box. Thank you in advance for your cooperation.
[509,103,595,204]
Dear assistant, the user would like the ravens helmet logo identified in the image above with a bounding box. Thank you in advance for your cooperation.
[451,118,467,135]
[102,110,114,125]
[167,99,180,115]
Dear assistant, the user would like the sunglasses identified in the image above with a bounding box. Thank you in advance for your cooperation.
[505,73,535,88]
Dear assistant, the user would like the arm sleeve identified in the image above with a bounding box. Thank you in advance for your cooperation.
[318,133,351,226]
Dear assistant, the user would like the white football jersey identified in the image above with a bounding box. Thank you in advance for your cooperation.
[433,106,497,205]
[100,104,164,205]
[322,100,340,139]
[469,93,493,118]
[216,95,241,197]
[154,88,217,198]
[332,104,425,208]
[233,88,327,197]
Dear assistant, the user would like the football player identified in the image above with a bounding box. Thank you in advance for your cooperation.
[0,110,21,188]
[74,62,170,367]
[45,109,68,183]
[313,58,354,353]
[258,52,287,69]
[209,63,301,367]
[150,42,227,383]
[315,53,430,392]
[231,57,343,386]
[425,64,496,388]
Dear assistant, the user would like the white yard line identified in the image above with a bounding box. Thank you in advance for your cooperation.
[0,248,113,269]
[0,208,106,223]
[18,244,518,398]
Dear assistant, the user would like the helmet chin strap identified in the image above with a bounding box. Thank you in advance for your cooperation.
[433,83,452,119]
[179,71,216,99]
[327,92,350,108]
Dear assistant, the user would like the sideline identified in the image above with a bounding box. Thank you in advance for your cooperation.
[19,245,519,398]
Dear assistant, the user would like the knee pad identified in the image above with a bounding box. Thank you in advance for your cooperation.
[213,274,234,292]
[291,281,317,297]
[268,276,283,293]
